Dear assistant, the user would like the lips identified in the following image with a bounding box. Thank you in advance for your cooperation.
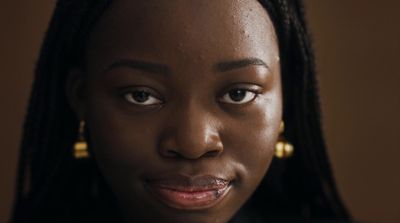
[145,174,232,210]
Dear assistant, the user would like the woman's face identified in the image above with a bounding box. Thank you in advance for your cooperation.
[68,0,281,222]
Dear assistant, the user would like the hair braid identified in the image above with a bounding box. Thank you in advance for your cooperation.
[12,1,113,222]
[285,0,350,219]
[253,0,350,221]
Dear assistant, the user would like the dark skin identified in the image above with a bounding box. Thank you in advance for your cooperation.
[66,0,281,222]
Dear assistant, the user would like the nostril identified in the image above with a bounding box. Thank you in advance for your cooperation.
[165,149,221,159]
[161,147,222,160]
[203,150,222,158]
[164,149,181,158]
[158,131,224,159]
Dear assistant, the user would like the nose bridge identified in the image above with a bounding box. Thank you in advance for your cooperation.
[161,99,223,159]
[180,101,213,146]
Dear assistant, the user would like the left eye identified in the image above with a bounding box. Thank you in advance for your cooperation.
[123,90,162,106]
[220,89,258,104]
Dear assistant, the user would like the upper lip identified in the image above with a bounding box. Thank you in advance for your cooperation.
[146,174,231,192]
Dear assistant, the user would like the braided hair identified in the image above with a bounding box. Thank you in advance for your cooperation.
[11,0,351,222]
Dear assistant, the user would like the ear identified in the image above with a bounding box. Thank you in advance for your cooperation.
[65,68,87,120]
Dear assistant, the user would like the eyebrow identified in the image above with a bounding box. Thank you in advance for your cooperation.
[103,59,170,75]
[214,58,269,72]
[103,57,269,75]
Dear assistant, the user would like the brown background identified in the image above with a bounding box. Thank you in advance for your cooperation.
[1,1,399,222]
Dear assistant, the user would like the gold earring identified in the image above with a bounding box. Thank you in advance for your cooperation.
[275,121,294,159]
[74,120,89,159]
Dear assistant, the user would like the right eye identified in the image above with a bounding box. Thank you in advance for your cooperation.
[219,88,259,105]
[122,89,162,106]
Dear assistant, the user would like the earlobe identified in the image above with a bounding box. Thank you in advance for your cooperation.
[65,68,87,120]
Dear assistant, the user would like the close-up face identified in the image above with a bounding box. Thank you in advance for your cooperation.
[68,0,281,222]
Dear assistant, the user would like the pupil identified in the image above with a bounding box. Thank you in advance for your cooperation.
[229,89,246,101]
[133,91,150,102]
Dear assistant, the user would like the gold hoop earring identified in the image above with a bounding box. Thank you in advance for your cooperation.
[275,121,294,159]
[74,120,89,159]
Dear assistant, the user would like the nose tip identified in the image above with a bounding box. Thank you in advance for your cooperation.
[158,101,224,160]
[159,128,224,160]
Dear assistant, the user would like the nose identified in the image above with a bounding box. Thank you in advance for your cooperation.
[158,103,223,160]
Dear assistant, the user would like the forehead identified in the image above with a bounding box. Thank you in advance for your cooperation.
[86,0,278,69]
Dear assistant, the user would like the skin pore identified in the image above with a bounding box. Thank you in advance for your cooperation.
[66,0,281,222]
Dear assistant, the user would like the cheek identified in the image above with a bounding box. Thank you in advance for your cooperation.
[230,120,277,172]
[88,119,151,170]
[85,92,160,178]
[226,97,281,188]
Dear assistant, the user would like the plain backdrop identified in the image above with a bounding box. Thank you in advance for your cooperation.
[1,1,399,223]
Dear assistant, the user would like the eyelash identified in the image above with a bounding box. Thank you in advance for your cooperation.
[218,88,260,104]
[121,87,261,106]
[121,88,162,106]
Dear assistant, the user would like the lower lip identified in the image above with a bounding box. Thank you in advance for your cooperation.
[147,183,232,210]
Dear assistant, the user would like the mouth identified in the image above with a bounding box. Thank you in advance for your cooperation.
[145,174,233,210]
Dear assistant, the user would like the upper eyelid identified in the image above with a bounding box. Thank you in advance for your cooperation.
[122,92,163,106]
[219,89,260,103]
[222,82,263,90]
[118,86,154,92]
[218,86,263,98]
[119,86,162,98]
